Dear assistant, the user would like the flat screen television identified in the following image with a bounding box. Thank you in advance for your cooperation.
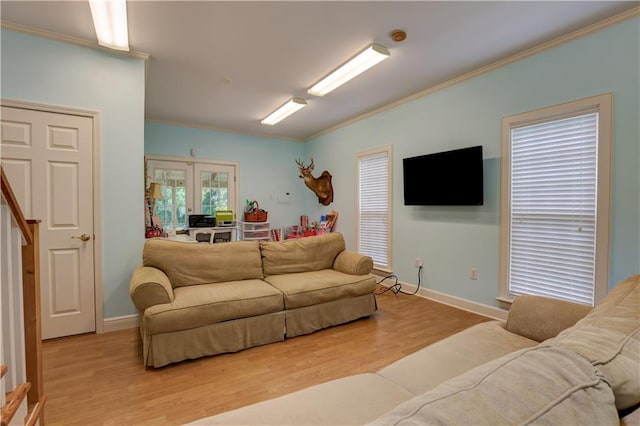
[403,145,483,206]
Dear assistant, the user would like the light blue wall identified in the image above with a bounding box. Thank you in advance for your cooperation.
[306,17,640,308]
[1,29,146,318]
[145,123,306,229]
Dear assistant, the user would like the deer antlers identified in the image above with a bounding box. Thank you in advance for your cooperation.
[295,157,314,170]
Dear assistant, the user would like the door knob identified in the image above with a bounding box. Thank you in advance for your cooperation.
[72,233,91,242]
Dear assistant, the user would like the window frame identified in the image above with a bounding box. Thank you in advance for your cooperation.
[499,93,612,306]
[356,145,393,273]
[145,154,239,231]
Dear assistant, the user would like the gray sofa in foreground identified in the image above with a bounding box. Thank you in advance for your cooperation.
[187,274,639,425]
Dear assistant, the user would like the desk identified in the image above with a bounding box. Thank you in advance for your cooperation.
[167,234,195,243]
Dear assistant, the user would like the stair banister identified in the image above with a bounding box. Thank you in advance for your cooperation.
[1,165,45,425]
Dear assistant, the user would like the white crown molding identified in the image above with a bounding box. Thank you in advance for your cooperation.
[1,20,150,61]
[309,5,640,141]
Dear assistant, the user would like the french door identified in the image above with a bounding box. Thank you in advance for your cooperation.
[146,157,237,230]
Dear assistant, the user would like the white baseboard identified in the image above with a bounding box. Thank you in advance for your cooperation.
[377,277,508,321]
[103,314,139,332]
[416,287,508,321]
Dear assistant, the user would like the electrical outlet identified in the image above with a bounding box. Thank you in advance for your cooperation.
[470,267,478,280]
[415,258,423,268]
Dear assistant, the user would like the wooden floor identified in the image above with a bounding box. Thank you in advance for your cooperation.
[42,289,491,425]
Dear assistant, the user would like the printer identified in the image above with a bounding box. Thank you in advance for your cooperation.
[215,210,235,226]
[188,214,216,228]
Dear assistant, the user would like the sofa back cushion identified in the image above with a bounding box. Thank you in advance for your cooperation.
[143,239,264,287]
[261,233,345,275]
[546,274,639,410]
[369,346,618,426]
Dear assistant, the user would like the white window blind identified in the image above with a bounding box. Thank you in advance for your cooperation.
[358,148,391,270]
[508,112,598,305]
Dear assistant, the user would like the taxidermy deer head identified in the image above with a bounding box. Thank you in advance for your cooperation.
[296,158,334,206]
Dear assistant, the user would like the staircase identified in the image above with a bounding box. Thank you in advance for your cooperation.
[1,364,29,426]
[1,166,46,425]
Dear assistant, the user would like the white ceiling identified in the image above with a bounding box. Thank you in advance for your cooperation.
[1,1,637,141]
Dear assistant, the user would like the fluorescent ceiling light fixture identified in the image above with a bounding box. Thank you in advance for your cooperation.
[261,98,308,126]
[308,43,390,97]
[89,0,130,51]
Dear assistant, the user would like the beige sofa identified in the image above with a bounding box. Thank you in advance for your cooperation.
[188,274,639,425]
[129,233,377,367]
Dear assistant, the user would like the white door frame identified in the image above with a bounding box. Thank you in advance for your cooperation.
[1,98,104,334]
[146,154,240,219]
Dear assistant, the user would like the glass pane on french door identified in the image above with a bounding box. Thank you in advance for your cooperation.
[147,160,193,230]
[195,163,236,218]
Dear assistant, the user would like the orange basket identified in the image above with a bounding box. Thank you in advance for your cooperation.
[244,200,268,222]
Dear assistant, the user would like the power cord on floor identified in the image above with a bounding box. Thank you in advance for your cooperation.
[375,266,423,296]
[375,274,401,295]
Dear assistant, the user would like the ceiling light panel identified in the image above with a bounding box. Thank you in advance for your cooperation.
[89,0,130,51]
[261,98,308,126]
[308,43,390,97]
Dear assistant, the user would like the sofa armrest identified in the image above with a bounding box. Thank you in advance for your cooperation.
[129,265,175,312]
[332,251,373,275]
[505,295,592,342]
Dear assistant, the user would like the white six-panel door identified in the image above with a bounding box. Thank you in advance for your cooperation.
[1,105,95,339]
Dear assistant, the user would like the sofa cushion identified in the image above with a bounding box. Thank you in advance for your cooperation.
[506,294,592,342]
[143,279,284,334]
[260,233,345,275]
[143,239,263,287]
[186,373,415,425]
[370,346,619,426]
[545,274,640,410]
[264,269,377,309]
[377,321,538,395]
